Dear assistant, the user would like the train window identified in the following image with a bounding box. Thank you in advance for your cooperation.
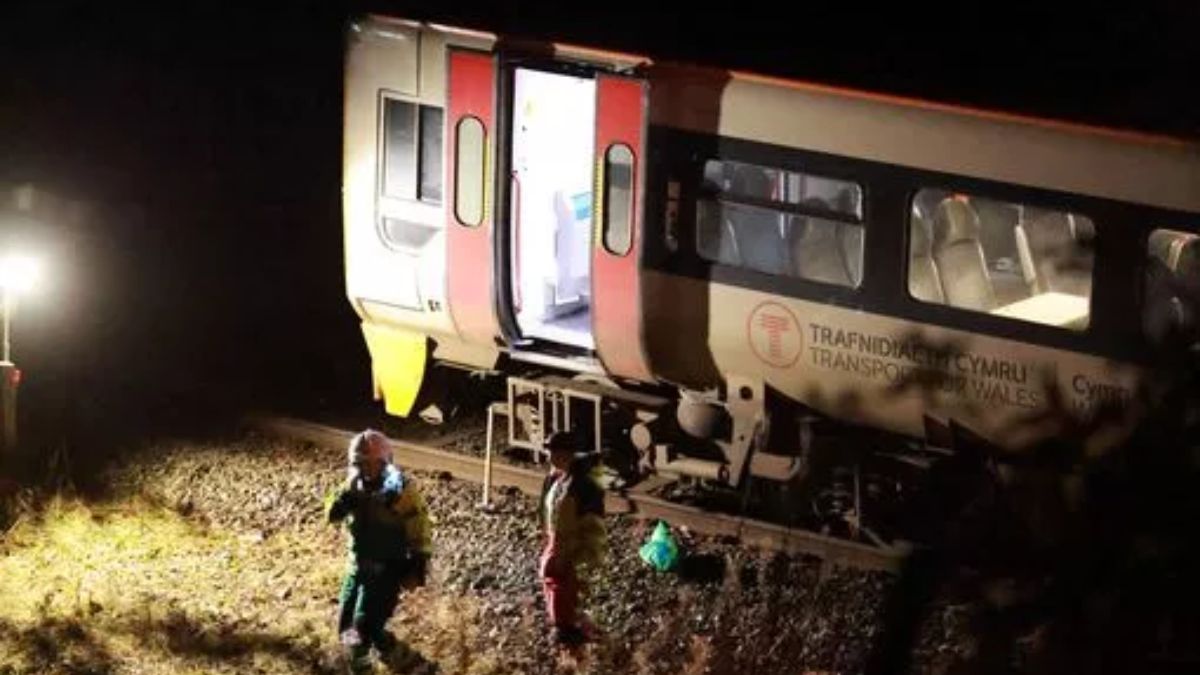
[696,159,864,287]
[381,217,440,250]
[603,144,634,255]
[419,106,444,203]
[702,159,863,219]
[1144,228,1200,347]
[381,98,443,204]
[382,99,416,199]
[907,189,1095,330]
[454,116,486,227]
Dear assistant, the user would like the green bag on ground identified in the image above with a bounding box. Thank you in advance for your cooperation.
[639,520,679,572]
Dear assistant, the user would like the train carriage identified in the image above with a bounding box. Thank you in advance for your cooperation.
[342,15,1200,531]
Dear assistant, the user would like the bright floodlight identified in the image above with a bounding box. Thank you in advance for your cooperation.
[0,255,40,294]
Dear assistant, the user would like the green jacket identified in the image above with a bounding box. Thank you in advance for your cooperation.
[328,464,432,562]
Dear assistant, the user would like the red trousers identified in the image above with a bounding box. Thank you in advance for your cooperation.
[539,542,578,629]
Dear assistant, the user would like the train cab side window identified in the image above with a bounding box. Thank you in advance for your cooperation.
[1144,228,1200,347]
[419,106,444,203]
[695,159,865,287]
[907,188,1095,331]
[381,97,444,204]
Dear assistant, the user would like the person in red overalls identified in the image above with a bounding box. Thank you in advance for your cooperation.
[538,431,606,646]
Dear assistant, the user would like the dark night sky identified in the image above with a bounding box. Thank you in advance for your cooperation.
[5,2,1197,197]
[0,1,1197,437]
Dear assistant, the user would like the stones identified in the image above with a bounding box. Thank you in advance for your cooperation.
[101,433,907,674]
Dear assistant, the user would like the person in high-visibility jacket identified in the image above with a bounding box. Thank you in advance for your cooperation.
[538,431,606,646]
[327,429,432,672]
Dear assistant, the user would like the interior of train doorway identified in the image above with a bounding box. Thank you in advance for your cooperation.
[509,66,596,350]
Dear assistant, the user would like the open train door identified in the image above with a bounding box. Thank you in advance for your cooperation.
[505,64,599,351]
[445,49,502,348]
[592,74,653,382]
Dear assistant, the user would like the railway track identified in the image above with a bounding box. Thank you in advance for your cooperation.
[245,413,909,573]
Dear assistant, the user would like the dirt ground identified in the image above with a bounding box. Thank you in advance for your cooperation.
[0,433,913,674]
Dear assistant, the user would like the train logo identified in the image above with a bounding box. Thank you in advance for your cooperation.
[747,301,803,368]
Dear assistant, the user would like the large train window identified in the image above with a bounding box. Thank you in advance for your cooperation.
[1144,228,1200,347]
[381,97,444,204]
[695,159,864,287]
[908,189,1095,330]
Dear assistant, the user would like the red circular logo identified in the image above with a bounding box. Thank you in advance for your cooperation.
[747,301,803,368]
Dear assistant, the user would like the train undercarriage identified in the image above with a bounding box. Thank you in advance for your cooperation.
[412,363,952,549]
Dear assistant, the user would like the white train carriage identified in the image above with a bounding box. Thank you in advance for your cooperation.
[342,15,1200,497]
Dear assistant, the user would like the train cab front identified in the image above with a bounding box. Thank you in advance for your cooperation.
[343,16,658,420]
[343,17,499,417]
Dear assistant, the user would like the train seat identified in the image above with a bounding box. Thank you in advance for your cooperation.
[908,211,945,303]
[790,216,853,286]
[932,197,997,311]
[1014,210,1092,297]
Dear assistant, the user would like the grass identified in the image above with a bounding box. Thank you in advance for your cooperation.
[0,437,855,675]
[0,476,635,674]
[0,495,339,674]
[0,492,514,674]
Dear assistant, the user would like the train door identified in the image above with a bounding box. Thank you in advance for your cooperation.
[445,49,502,348]
[508,66,597,350]
[591,74,653,381]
